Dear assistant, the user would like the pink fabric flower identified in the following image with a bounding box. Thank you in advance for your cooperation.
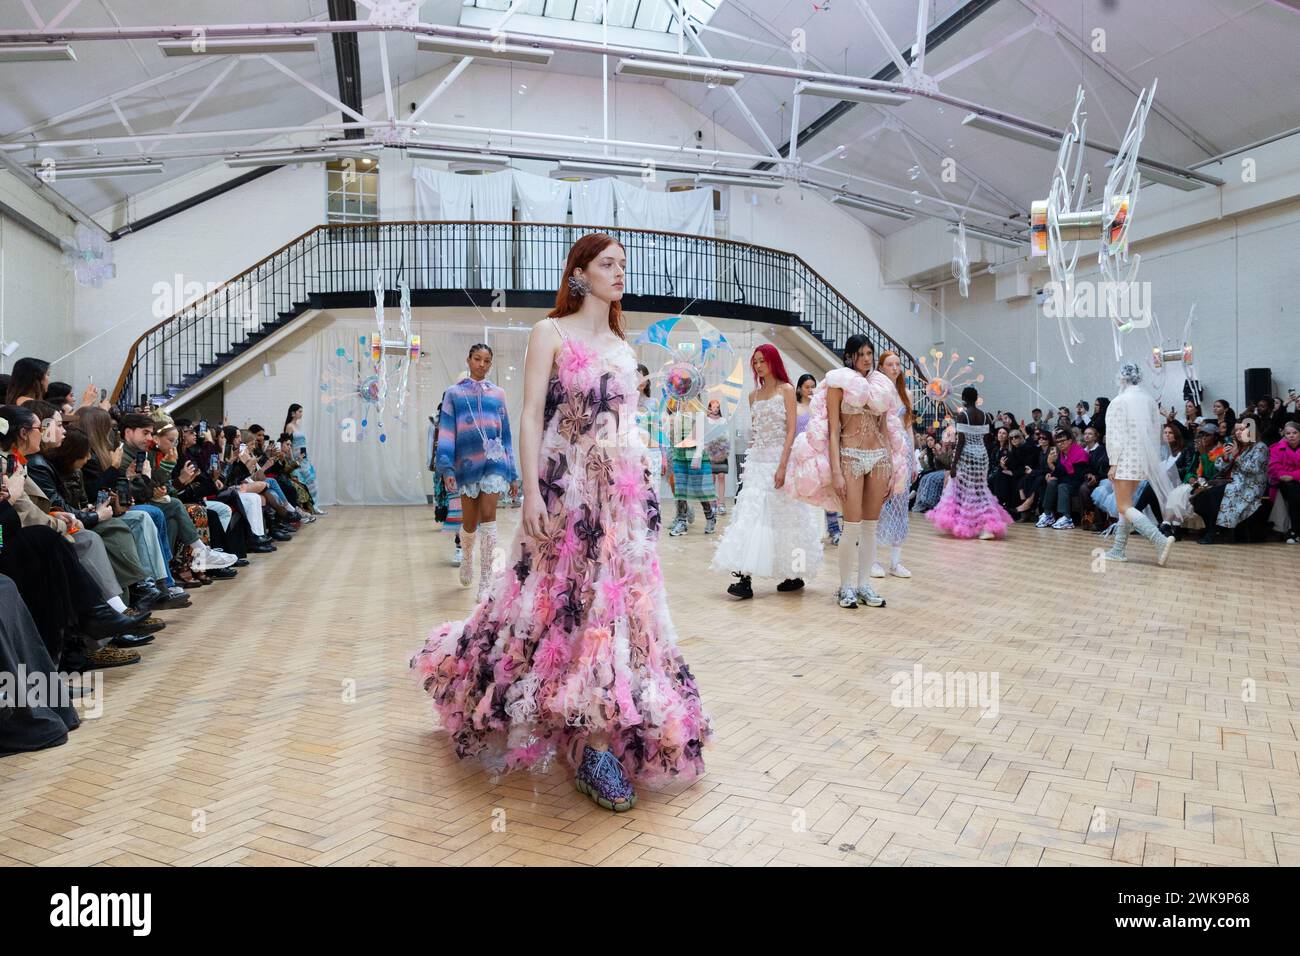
[558,340,601,393]
[532,634,570,680]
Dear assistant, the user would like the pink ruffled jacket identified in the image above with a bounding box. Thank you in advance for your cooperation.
[1267,438,1300,502]
[784,367,909,511]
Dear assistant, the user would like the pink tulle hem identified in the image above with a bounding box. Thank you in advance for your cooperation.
[927,499,1013,539]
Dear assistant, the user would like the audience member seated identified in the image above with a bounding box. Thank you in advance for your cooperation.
[0,574,80,755]
[1013,431,1053,521]
[1036,428,1092,529]
[912,429,955,512]
[5,357,50,406]
[1192,418,1270,545]
[1267,419,1300,545]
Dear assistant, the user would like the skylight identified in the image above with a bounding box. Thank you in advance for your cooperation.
[462,0,722,36]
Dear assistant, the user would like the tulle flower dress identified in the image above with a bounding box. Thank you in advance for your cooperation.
[709,393,824,580]
[411,331,712,785]
[927,415,1013,539]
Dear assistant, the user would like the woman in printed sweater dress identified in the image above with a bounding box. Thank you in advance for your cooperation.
[435,344,520,598]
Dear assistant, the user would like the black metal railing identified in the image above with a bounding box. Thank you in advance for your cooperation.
[114,221,937,425]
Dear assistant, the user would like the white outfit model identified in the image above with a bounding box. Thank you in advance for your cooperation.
[1102,364,1176,565]
[710,393,824,582]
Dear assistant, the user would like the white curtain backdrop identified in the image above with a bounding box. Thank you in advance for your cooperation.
[611,181,714,298]
[570,177,615,229]
[514,170,572,290]
[412,167,473,287]
[471,170,514,292]
[408,170,714,295]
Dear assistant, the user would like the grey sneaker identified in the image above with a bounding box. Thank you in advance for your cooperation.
[855,584,886,607]
[837,587,859,608]
[704,516,717,534]
[668,518,688,537]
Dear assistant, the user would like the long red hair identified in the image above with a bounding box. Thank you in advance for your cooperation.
[878,350,913,428]
[548,232,625,338]
[751,344,791,386]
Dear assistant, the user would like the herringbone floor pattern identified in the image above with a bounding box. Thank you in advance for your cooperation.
[1,505,1297,866]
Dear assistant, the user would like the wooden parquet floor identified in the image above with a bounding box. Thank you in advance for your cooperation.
[2,505,1298,867]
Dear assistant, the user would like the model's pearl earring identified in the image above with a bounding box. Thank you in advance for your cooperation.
[567,273,591,297]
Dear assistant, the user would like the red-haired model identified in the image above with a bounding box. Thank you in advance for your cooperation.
[709,344,824,598]
[411,233,711,813]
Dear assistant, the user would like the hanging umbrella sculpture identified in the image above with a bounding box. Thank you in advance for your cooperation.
[633,316,741,465]
[913,350,984,429]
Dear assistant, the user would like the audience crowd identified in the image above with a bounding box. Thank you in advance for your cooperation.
[911,387,1300,548]
[1,355,324,756]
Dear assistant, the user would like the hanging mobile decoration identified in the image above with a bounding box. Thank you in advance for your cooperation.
[952,220,971,298]
[914,350,984,428]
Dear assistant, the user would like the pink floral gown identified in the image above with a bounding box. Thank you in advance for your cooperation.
[411,328,712,785]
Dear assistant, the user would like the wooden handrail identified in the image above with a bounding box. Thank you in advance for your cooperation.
[111,220,925,403]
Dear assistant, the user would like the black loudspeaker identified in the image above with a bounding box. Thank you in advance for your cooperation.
[1244,368,1272,406]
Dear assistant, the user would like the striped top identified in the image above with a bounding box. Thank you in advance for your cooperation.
[435,377,518,486]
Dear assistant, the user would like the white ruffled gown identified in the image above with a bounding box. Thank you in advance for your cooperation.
[709,393,825,580]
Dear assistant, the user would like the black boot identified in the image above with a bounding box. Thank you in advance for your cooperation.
[776,578,805,592]
[726,573,753,599]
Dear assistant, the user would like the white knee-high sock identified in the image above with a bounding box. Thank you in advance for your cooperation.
[839,521,861,589]
[858,520,879,586]
[891,545,903,566]
[478,521,497,591]
[461,527,476,555]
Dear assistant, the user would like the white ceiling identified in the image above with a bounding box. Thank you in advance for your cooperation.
[2,0,1299,233]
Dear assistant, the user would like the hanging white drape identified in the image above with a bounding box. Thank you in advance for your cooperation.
[412,167,473,288]
[470,170,514,292]
[513,170,572,291]
[570,177,615,230]
[611,181,713,298]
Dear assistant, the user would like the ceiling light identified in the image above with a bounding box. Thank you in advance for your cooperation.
[30,162,164,180]
[794,81,910,106]
[830,194,914,221]
[0,43,76,62]
[416,35,554,65]
[405,147,510,166]
[159,36,318,56]
[554,160,659,179]
[224,151,355,168]
[615,59,744,86]
[696,174,783,189]
[947,224,1023,249]
[961,112,1060,151]
[1099,158,1204,191]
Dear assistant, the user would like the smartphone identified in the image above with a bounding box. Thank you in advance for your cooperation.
[210,453,219,473]
[238,443,247,455]
[299,446,307,459]
[96,490,111,506]
[99,388,107,402]
[134,449,146,468]
[198,419,208,437]
[5,455,18,477]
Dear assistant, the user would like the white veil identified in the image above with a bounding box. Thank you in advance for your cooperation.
[1108,373,1177,509]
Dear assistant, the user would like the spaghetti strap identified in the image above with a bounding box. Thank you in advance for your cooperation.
[551,317,568,341]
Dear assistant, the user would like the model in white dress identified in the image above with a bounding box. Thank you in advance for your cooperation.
[1102,363,1176,565]
[710,392,825,597]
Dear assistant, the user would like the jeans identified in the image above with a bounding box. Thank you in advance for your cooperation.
[118,508,169,584]
[129,503,174,585]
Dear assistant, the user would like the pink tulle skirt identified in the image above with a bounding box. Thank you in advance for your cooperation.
[927,475,1013,539]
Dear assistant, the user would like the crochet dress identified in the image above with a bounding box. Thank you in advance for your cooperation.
[709,393,824,580]
[927,413,1013,539]
[877,404,914,546]
[411,331,711,784]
